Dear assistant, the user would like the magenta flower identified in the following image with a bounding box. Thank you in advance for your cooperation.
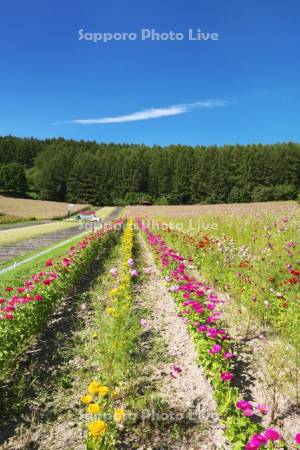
[236,400,252,411]
[245,440,260,450]
[131,269,139,277]
[295,433,300,444]
[209,344,222,355]
[263,428,281,441]
[223,352,234,359]
[245,433,267,450]
[253,434,268,445]
[220,372,233,382]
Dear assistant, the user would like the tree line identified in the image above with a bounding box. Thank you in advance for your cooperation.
[0,135,299,205]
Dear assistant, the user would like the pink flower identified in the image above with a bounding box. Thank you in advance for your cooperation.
[6,313,14,320]
[197,325,207,333]
[17,287,25,293]
[245,434,267,450]
[128,258,135,266]
[263,428,281,441]
[131,269,139,277]
[171,364,182,378]
[236,400,252,411]
[245,440,260,450]
[209,344,222,355]
[256,404,269,415]
[253,434,268,445]
[5,287,13,292]
[110,268,118,277]
[140,319,149,329]
[45,259,53,266]
[220,372,233,382]
[34,295,43,301]
[295,433,300,444]
[223,352,234,359]
[62,257,72,267]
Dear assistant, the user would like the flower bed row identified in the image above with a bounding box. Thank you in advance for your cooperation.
[0,225,121,382]
[155,221,300,350]
[81,219,140,450]
[137,220,299,450]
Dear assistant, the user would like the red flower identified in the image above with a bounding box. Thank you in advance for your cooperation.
[288,277,298,284]
[5,287,13,292]
[45,259,54,267]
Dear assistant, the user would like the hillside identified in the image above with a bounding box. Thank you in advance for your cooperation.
[0,195,89,221]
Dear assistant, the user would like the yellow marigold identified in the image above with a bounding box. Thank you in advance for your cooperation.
[81,394,93,404]
[86,403,101,414]
[98,385,109,396]
[113,408,125,423]
[88,380,101,394]
[88,420,107,438]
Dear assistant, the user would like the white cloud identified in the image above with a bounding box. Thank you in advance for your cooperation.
[69,100,228,125]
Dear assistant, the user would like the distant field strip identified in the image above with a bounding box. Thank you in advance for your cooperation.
[0,221,78,247]
[0,195,89,219]
[0,230,89,276]
[0,206,122,271]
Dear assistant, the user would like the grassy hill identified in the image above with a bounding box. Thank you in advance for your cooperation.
[0,195,89,223]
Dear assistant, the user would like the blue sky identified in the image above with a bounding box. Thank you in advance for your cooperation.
[1,0,300,146]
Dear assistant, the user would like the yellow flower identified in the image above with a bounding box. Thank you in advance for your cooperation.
[88,380,101,394]
[86,403,101,414]
[88,420,107,438]
[81,394,93,404]
[106,307,116,315]
[98,385,109,396]
[110,288,119,296]
[92,332,97,338]
[113,408,125,423]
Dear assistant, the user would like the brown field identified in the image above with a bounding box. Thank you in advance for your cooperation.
[125,201,300,219]
[0,196,90,220]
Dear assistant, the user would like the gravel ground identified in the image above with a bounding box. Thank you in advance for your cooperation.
[135,233,230,450]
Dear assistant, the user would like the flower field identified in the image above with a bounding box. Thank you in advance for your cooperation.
[0,206,299,450]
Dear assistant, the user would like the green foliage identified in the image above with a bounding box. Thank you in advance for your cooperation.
[1,136,300,205]
[252,184,297,202]
[0,163,27,193]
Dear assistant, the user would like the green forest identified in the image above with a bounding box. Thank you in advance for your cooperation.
[0,135,299,205]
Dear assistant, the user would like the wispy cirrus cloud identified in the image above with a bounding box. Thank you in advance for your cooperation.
[67,100,228,125]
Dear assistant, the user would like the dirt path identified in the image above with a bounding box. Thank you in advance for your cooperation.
[132,233,229,450]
